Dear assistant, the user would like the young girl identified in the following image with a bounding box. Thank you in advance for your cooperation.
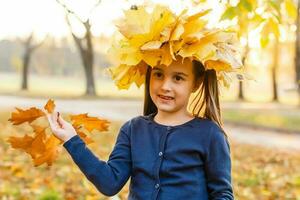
[47,5,242,200]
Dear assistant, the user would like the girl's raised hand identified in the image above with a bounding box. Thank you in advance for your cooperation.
[45,110,77,142]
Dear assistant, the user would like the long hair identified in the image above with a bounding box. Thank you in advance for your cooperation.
[189,61,227,138]
[143,65,157,116]
[143,60,227,137]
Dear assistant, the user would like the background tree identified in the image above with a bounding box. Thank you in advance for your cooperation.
[20,32,47,90]
[56,0,101,96]
[220,0,263,101]
[259,0,296,102]
[220,0,296,102]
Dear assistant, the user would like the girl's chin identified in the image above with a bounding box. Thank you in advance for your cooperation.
[156,104,176,112]
[155,100,173,108]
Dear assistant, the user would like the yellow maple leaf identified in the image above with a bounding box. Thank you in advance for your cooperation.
[140,40,163,51]
[160,43,173,66]
[116,6,151,38]
[141,50,161,67]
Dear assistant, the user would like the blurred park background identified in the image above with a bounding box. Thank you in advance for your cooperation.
[1,0,300,199]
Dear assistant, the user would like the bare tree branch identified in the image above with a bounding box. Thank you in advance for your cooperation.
[30,34,49,51]
[56,0,84,23]
[89,0,101,16]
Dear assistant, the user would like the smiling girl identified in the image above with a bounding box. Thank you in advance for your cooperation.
[46,4,247,200]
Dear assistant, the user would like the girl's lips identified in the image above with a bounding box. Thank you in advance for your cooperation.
[158,94,174,100]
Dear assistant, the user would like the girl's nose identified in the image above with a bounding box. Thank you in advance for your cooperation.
[161,78,172,91]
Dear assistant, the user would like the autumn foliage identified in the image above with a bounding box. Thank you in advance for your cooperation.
[6,99,110,167]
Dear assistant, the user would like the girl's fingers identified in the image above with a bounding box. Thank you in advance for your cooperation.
[57,113,65,124]
[57,112,64,128]
[58,112,68,124]
[45,111,61,131]
[43,110,63,137]
[52,111,61,128]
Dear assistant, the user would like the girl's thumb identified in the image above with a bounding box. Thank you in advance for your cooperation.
[46,114,54,128]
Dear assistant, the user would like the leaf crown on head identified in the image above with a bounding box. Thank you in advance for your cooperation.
[107,4,248,90]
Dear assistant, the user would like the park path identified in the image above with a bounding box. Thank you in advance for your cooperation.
[1,94,299,151]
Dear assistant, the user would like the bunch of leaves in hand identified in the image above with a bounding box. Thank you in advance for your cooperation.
[6,99,110,167]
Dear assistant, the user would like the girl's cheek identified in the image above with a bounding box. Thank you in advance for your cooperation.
[150,79,160,88]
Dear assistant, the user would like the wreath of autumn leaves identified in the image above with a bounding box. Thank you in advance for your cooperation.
[6,99,110,167]
[107,5,248,90]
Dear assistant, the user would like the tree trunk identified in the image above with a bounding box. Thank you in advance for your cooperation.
[21,50,31,90]
[238,79,244,100]
[76,37,96,95]
[271,38,279,102]
[20,33,45,91]
[69,22,96,96]
[83,56,96,96]
[238,40,250,100]
[84,27,95,96]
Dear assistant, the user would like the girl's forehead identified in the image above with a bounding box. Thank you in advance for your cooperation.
[155,58,193,73]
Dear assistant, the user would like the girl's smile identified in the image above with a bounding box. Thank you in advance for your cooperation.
[157,94,174,101]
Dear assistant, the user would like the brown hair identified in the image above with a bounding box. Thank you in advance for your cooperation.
[143,60,227,138]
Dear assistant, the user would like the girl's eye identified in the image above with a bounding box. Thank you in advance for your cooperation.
[153,72,163,78]
[174,75,184,81]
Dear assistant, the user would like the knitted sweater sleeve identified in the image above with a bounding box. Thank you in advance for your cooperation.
[204,124,234,200]
[63,121,132,196]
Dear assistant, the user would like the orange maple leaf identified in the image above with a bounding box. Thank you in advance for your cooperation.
[7,134,35,152]
[28,125,47,159]
[7,98,110,167]
[44,99,55,114]
[7,125,63,167]
[8,107,45,125]
[70,113,110,132]
[7,126,46,158]
[33,134,62,167]
[73,125,94,144]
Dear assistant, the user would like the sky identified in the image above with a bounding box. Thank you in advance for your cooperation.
[0,0,224,40]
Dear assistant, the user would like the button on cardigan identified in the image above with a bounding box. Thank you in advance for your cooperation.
[63,113,234,200]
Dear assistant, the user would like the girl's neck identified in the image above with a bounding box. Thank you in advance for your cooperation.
[153,110,195,126]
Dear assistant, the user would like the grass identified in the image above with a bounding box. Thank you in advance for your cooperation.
[0,72,144,99]
[3,71,297,103]
[222,109,300,133]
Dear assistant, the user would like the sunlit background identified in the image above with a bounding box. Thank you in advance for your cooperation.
[1,0,300,199]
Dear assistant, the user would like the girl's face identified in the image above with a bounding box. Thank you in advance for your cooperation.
[149,58,198,116]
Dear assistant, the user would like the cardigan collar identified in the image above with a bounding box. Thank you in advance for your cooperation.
[143,112,200,129]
